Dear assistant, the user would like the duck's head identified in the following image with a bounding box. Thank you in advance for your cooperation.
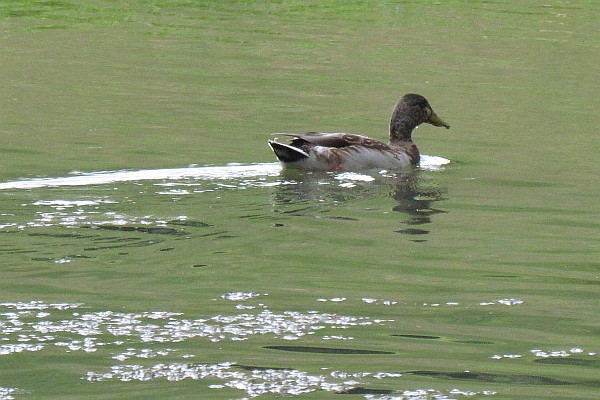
[390,94,449,141]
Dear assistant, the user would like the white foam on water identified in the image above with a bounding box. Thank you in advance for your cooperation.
[0,156,450,190]
[0,163,282,190]
[419,155,451,171]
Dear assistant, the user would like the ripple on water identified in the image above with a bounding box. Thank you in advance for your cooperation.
[0,159,450,236]
[263,345,395,355]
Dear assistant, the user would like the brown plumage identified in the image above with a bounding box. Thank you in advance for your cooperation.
[268,94,449,171]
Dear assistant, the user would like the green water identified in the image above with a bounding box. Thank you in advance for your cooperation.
[1,1,599,399]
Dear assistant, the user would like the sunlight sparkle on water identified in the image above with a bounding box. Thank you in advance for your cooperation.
[491,347,598,360]
[2,299,595,398]
[221,292,263,301]
[0,299,384,353]
[85,362,496,399]
[0,387,18,400]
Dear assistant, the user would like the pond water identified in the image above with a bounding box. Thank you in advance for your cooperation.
[0,1,599,399]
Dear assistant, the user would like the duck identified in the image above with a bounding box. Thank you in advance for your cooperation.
[268,93,449,171]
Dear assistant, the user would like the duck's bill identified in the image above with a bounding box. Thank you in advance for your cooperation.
[429,112,450,129]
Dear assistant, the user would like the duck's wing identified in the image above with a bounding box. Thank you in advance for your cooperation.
[276,132,387,149]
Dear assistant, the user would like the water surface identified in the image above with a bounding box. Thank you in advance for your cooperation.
[1,1,599,399]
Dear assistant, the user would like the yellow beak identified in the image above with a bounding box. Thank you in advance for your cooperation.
[428,112,450,129]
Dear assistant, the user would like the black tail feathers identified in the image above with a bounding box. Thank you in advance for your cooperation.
[268,141,309,163]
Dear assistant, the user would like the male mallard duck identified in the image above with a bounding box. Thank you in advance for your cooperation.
[268,93,449,171]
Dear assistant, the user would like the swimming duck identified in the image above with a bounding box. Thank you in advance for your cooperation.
[268,93,449,171]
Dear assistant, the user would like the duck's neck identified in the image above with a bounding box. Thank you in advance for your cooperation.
[389,117,418,144]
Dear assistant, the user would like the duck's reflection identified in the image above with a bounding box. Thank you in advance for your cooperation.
[389,171,447,241]
[271,168,447,240]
